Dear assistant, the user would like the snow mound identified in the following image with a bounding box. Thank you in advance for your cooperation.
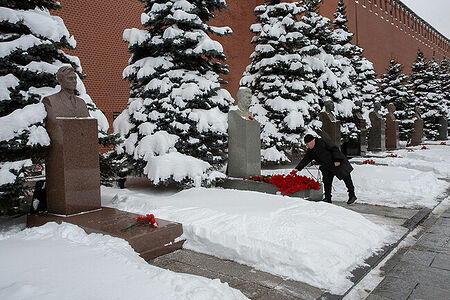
[0,160,32,186]
[144,152,212,186]
[0,222,247,300]
[0,103,49,145]
[109,188,391,294]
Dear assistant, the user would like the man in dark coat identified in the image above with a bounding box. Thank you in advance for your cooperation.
[294,134,357,204]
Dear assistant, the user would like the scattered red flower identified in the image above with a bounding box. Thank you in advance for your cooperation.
[363,159,376,165]
[246,170,320,195]
[248,116,254,120]
[407,149,414,152]
[440,142,446,145]
[421,146,429,150]
[121,213,158,231]
[386,154,398,158]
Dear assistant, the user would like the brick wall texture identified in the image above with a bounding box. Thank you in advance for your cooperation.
[55,0,449,129]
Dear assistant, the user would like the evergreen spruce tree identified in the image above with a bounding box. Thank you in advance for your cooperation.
[410,51,445,139]
[331,0,378,120]
[379,59,415,140]
[439,59,450,126]
[0,1,115,214]
[241,0,323,163]
[115,0,234,186]
[303,0,358,143]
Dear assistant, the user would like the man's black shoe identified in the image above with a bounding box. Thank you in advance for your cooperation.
[347,195,357,205]
[322,198,332,203]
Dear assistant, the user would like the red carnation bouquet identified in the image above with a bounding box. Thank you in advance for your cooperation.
[121,213,159,231]
[245,170,320,196]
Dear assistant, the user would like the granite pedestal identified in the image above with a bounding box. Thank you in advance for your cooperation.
[368,114,386,151]
[27,207,184,260]
[411,118,424,146]
[437,116,448,140]
[320,111,341,149]
[386,116,399,150]
[46,117,101,215]
[228,110,261,178]
[218,177,323,201]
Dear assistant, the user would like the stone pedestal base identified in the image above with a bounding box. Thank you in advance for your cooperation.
[27,207,184,260]
[218,178,323,201]
[46,118,101,215]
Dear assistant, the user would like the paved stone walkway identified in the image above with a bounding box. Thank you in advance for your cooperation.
[368,207,450,300]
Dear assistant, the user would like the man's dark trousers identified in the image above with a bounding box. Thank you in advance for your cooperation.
[322,168,355,200]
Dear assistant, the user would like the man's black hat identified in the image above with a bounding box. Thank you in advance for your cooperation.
[304,134,315,144]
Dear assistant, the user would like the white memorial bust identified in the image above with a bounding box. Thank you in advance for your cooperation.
[234,87,253,119]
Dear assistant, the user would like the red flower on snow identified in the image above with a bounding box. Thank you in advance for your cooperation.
[248,116,254,120]
[363,159,376,165]
[386,154,398,158]
[421,146,429,150]
[440,142,446,145]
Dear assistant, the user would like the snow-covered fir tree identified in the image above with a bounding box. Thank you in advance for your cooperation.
[439,59,450,123]
[0,1,113,214]
[114,0,233,186]
[331,0,378,123]
[302,0,358,143]
[240,0,322,163]
[410,51,446,140]
[378,59,415,140]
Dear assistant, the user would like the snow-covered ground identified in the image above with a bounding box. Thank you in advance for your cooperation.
[0,142,447,298]
[0,222,247,300]
[103,187,393,294]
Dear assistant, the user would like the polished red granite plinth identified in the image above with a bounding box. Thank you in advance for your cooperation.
[46,118,101,215]
[27,207,184,260]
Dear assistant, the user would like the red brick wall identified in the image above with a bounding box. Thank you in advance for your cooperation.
[342,0,448,75]
[55,0,449,129]
[56,0,144,129]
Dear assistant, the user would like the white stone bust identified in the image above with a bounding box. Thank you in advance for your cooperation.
[235,87,252,118]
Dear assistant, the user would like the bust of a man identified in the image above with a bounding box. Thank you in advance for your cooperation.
[371,101,383,119]
[43,66,90,120]
[386,103,396,121]
[414,106,422,119]
[235,87,252,118]
[323,100,336,121]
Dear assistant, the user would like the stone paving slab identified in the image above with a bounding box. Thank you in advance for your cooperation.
[399,249,436,267]
[150,249,324,300]
[371,276,417,300]
[370,207,450,300]
[333,202,419,221]
[408,282,450,300]
[430,252,450,271]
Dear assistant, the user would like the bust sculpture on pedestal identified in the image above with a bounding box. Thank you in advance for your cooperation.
[385,103,399,150]
[43,66,101,215]
[410,106,423,146]
[319,100,341,149]
[343,100,367,157]
[28,66,186,261]
[368,101,386,151]
[227,87,261,178]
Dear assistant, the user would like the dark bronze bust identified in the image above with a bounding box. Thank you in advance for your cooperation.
[43,66,90,120]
